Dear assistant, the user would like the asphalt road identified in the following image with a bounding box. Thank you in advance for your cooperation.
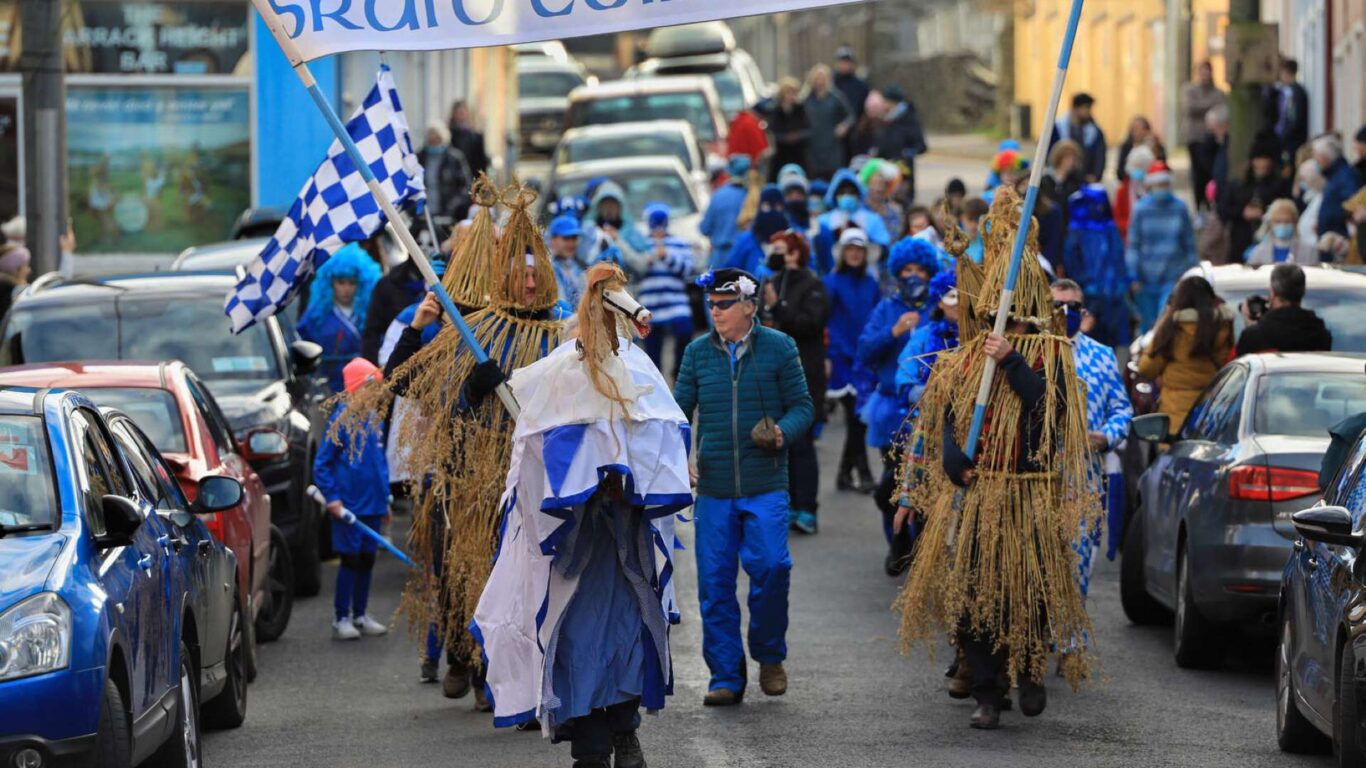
[202,410,1331,768]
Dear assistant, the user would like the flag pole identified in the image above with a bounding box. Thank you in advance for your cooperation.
[251,0,519,418]
[961,0,1085,460]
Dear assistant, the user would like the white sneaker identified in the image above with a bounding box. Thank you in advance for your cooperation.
[352,614,389,636]
[332,618,361,641]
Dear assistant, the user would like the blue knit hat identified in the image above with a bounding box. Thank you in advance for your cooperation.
[645,202,670,230]
[888,237,941,278]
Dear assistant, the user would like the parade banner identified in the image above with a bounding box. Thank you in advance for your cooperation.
[259,0,866,63]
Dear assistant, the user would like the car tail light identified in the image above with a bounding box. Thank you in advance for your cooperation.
[201,512,224,542]
[1228,466,1321,502]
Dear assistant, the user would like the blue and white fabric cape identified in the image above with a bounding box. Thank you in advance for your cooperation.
[472,336,693,734]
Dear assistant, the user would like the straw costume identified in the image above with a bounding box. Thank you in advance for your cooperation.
[473,264,690,768]
[892,186,1101,714]
[336,180,566,668]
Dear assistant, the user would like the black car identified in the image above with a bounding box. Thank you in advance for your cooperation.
[0,272,330,596]
[1277,428,1366,762]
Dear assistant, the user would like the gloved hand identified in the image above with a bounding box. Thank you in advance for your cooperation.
[463,360,508,406]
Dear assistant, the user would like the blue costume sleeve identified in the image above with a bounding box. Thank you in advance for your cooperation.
[856,300,903,369]
[312,412,344,505]
[896,326,930,399]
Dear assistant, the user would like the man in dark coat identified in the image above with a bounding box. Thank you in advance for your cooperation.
[761,231,829,535]
[1262,58,1311,162]
[873,85,928,204]
[833,47,870,122]
[1218,131,1291,262]
[362,255,430,363]
[1235,263,1333,356]
[1050,93,1107,183]
[447,101,490,179]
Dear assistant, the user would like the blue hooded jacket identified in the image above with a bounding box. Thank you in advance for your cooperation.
[313,402,389,518]
[1063,185,1130,299]
[700,179,749,267]
[814,169,892,275]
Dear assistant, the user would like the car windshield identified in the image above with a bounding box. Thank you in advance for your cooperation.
[1255,372,1366,437]
[707,70,745,116]
[556,170,697,217]
[559,133,693,170]
[519,70,584,99]
[82,388,187,454]
[1,296,281,384]
[0,415,57,528]
[1215,286,1366,352]
[569,91,716,141]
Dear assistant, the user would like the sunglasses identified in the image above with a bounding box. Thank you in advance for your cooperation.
[1053,299,1084,312]
[706,298,743,311]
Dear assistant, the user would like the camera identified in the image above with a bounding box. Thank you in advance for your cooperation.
[1243,295,1268,322]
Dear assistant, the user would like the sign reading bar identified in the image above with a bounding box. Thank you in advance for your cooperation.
[256,0,866,62]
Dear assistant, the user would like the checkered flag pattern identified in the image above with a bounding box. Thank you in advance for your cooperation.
[224,65,425,333]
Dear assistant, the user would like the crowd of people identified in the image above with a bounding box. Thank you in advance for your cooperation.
[272,46,1366,766]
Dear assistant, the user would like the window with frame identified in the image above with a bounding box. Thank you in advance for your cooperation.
[1331,434,1366,524]
[185,376,235,457]
[1180,366,1247,443]
[109,419,163,508]
[74,409,132,533]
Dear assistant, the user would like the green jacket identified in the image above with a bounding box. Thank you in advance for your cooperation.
[673,323,814,499]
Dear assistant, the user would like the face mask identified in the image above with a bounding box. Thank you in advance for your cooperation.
[1147,189,1173,202]
[1129,170,1146,183]
[1064,306,1083,338]
[766,250,785,271]
[1272,223,1295,241]
[597,215,623,229]
[837,194,860,214]
[808,198,824,214]
[898,274,928,309]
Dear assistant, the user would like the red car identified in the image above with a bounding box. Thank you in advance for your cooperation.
[0,361,295,659]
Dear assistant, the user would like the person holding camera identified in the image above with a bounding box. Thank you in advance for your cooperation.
[673,268,814,707]
[1235,263,1333,356]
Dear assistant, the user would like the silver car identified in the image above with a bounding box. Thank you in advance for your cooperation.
[551,121,707,191]
[518,59,592,155]
[1123,353,1366,668]
[566,76,728,157]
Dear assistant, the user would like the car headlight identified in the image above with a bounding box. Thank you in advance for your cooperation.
[0,593,71,682]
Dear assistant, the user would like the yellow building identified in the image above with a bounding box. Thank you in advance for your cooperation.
[1014,0,1228,146]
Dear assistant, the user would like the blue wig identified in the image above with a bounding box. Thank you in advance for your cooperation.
[888,237,941,278]
[300,244,381,332]
[1067,184,1116,230]
[928,269,957,307]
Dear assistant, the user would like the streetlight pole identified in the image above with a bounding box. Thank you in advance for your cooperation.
[19,0,66,275]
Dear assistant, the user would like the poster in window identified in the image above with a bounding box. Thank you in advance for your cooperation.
[67,87,249,254]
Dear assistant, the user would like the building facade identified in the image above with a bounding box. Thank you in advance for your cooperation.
[1262,0,1366,143]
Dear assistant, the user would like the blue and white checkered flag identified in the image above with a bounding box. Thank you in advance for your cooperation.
[225,65,424,333]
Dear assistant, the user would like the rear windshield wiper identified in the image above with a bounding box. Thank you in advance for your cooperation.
[0,522,55,538]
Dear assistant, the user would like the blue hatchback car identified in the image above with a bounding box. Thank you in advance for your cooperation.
[0,387,246,767]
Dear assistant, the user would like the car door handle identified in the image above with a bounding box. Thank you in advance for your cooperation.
[157,534,187,553]
[137,554,154,572]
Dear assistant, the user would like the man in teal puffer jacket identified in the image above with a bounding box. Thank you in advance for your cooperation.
[673,267,814,707]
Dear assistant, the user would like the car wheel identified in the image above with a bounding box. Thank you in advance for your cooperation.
[1174,543,1222,669]
[202,596,248,729]
[92,677,131,768]
[293,489,323,598]
[1278,611,1330,752]
[255,525,295,642]
[147,641,201,768]
[1338,639,1366,767]
[1120,511,1170,625]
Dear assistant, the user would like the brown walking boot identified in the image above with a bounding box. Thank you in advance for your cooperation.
[442,660,471,699]
[759,663,787,696]
[702,687,744,706]
[948,649,971,699]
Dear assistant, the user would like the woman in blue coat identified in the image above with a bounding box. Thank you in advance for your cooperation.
[824,228,881,493]
[298,244,381,394]
[856,236,938,575]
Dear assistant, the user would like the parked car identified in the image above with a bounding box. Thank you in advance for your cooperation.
[566,76,728,157]
[551,121,708,191]
[0,272,330,596]
[229,207,286,240]
[171,238,269,272]
[1277,429,1366,760]
[547,156,710,267]
[627,50,766,120]
[0,386,246,766]
[1122,352,1366,668]
[518,58,592,155]
[0,361,295,649]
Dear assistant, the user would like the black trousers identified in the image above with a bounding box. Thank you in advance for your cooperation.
[876,448,914,557]
[562,698,641,761]
[1188,141,1213,212]
[837,395,872,481]
[958,625,1008,708]
[788,429,820,516]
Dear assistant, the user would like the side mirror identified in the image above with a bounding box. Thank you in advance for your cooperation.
[240,428,289,461]
[290,340,323,375]
[96,495,142,548]
[194,476,244,514]
[1132,413,1171,443]
[1292,506,1362,549]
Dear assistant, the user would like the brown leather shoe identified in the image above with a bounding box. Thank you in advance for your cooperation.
[948,649,971,699]
[702,687,744,706]
[442,662,471,700]
[759,663,787,696]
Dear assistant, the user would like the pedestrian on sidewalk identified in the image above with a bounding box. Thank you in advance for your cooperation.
[1050,93,1107,183]
[778,164,820,243]
[803,64,853,181]
[1116,116,1166,184]
[1218,132,1291,263]
[316,358,392,641]
[700,154,752,268]
[1127,161,1196,332]
[0,245,31,320]
[824,229,880,493]
[768,78,811,183]
[1313,134,1363,245]
[857,237,937,576]
[1294,158,1325,248]
[1113,144,1156,243]
[761,231,829,534]
[637,203,696,378]
[1263,58,1310,162]
[673,267,814,707]
[833,46,870,148]
[1246,199,1320,266]
[1180,62,1226,212]
[872,85,927,205]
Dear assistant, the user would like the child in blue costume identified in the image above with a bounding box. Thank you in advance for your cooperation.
[824,228,881,492]
[636,203,695,378]
[1062,184,1133,349]
[298,244,381,393]
[315,357,391,640]
[813,169,892,276]
[856,236,938,576]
